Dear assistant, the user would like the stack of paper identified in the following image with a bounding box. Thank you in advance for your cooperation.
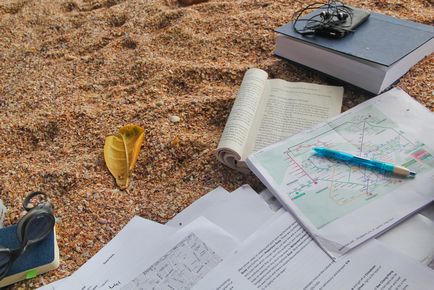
[193,210,434,290]
[247,88,434,258]
[39,183,434,290]
[38,185,276,289]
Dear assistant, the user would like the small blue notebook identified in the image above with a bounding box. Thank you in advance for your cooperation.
[0,224,59,287]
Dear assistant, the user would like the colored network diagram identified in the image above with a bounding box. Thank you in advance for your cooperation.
[257,106,434,229]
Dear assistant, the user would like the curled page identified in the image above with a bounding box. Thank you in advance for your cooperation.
[216,68,268,172]
[217,68,343,173]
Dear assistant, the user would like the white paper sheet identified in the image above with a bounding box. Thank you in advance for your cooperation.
[119,216,238,290]
[193,211,434,290]
[0,200,5,228]
[420,202,434,221]
[166,186,230,228]
[378,213,434,268]
[167,185,276,241]
[259,188,283,212]
[247,88,434,258]
[38,216,176,290]
[44,216,238,290]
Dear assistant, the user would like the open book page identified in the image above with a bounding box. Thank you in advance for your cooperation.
[216,68,268,171]
[217,68,343,172]
[247,80,343,154]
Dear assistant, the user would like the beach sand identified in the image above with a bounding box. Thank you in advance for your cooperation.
[0,0,433,288]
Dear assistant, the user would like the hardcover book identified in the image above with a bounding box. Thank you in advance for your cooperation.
[275,9,434,94]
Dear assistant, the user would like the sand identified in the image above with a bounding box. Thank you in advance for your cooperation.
[0,0,432,288]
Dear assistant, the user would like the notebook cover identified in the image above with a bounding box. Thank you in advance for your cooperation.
[0,224,56,277]
[276,9,434,67]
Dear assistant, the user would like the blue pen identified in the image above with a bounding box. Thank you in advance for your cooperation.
[313,147,416,178]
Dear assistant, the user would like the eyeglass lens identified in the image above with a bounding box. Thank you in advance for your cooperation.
[0,251,11,275]
[25,214,53,243]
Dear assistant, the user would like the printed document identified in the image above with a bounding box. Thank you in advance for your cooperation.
[420,202,434,221]
[120,217,238,290]
[377,213,434,268]
[39,216,176,290]
[38,216,176,289]
[247,88,434,257]
[166,186,230,229]
[193,211,434,290]
[168,185,276,241]
[39,216,238,290]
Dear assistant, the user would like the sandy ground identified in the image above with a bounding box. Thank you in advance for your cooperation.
[0,0,433,288]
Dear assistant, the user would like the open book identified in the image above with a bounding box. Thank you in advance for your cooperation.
[217,68,343,172]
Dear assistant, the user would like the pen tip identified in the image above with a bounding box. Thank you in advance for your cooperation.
[409,171,416,178]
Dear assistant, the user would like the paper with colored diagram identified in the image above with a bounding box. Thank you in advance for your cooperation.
[247,88,434,258]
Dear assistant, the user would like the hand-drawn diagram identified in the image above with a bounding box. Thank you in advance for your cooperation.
[124,233,221,290]
[256,106,434,229]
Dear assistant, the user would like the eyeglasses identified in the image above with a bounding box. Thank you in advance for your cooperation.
[0,192,55,280]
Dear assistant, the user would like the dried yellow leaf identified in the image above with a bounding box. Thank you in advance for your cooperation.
[104,124,145,189]
[172,135,180,147]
